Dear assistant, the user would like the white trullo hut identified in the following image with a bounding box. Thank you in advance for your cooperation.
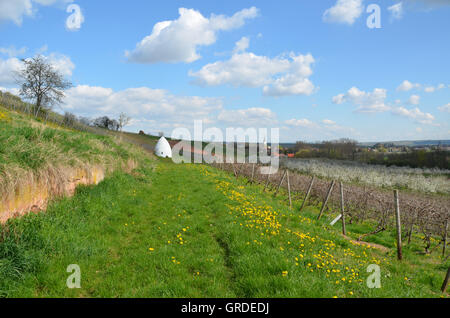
[155,136,172,158]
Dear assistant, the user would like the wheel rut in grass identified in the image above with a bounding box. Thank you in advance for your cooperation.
[213,233,240,294]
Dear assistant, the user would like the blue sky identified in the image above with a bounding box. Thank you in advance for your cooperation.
[0,0,449,142]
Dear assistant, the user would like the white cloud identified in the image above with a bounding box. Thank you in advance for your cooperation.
[284,118,357,139]
[65,3,84,31]
[438,103,450,113]
[0,0,32,25]
[0,46,27,57]
[407,94,420,105]
[388,2,404,20]
[0,0,73,25]
[233,36,249,54]
[322,119,336,125]
[46,53,75,76]
[332,93,346,104]
[0,57,23,86]
[391,106,435,124]
[285,118,317,128]
[0,86,21,95]
[397,80,420,91]
[323,0,363,25]
[125,7,259,64]
[424,83,445,93]
[190,51,316,96]
[333,85,438,125]
[217,107,277,126]
[332,86,390,113]
[63,85,224,131]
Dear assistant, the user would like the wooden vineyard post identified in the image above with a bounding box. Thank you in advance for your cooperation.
[394,190,403,261]
[299,176,315,212]
[274,170,287,197]
[235,164,242,179]
[340,182,346,236]
[317,180,335,221]
[287,170,292,209]
[443,219,448,258]
[251,164,255,183]
[441,267,450,293]
[407,221,414,245]
[263,166,272,192]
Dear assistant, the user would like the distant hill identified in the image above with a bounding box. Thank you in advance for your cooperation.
[278,140,450,148]
[357,140,450,147]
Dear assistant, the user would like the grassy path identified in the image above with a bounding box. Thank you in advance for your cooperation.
[0,159,448,298]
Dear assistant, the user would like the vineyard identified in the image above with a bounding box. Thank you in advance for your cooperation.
[211,162,450,260]
[281,158,450,194]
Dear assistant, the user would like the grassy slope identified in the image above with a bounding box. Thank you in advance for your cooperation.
[0,106,147,198]
[1,159,448,298]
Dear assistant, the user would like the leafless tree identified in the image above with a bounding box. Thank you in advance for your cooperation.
[15,55,71,117]
[118,112,131,132]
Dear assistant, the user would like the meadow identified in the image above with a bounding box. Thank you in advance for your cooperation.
[0,159,448,297]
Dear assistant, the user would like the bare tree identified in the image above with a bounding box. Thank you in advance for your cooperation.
[118,112,131,132]
[15,55,71,117]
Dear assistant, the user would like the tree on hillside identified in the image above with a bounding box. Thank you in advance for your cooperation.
[15,55,72,117]
[118,112,131,132]
[93,116,120,131]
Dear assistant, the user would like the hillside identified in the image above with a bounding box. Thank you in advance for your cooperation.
[0,109,448,297]
[0,105,151,221]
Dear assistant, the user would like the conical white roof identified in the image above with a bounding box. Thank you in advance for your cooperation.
[155,136,172,158]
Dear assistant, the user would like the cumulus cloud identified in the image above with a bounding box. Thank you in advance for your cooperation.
[217,107,277,126]
[0,46,27,58]
[0,0,73,25]
[190,47,316,96]
[438,103,450,113]
[334,85,437,125]
[424,83,445,93]
[0,0,33,25]
[391,106,435,124]
[407,94,420,105]
[125,7,259,64]
[322,119,336,125]
[65,3,84,31]
[45,53,75,76]
[285,118,317,128]
[233,36,250,54]
[332,86,390,113]
[323,0,364,25]
[63,85,224,131]
[397,80,421,91]
[284,118,357,139]
[0,57,23,86]
[388,2,404,20]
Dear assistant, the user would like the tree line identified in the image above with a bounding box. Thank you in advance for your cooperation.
[288,139,449,170]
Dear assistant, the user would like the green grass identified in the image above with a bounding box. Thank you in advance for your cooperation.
[0,105,147,198]
[0,159,448,298]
